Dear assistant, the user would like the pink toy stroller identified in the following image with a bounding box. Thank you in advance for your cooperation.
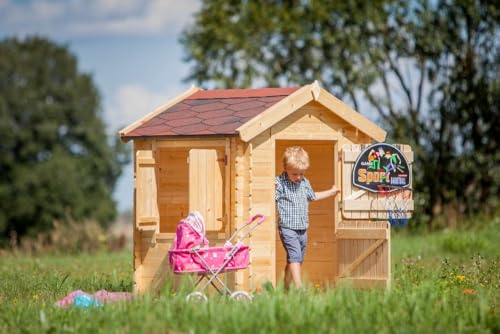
[169,212,265,301]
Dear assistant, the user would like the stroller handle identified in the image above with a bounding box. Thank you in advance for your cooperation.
[226,214,266,244]
[247,214,266,226]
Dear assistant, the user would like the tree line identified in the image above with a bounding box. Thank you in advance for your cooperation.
[0,37,129,243]
[0,0,497,241]
[180,0,499,229]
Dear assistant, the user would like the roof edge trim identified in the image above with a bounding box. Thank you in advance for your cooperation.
[236,83,315,142]
[237,80,386,143]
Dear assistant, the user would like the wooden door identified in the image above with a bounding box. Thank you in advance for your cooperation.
[336,220,390,288]
[188,149,225,231]
[275,140,336,286]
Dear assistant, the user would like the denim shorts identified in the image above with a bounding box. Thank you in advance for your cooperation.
[278,227,308,263]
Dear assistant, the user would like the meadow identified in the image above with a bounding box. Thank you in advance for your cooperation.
[1,218,498,333]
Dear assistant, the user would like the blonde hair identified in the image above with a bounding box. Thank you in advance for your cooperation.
[282,146,310,170]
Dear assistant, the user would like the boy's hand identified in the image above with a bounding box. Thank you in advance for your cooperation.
[331,185,339,196]
[314,185,339,201]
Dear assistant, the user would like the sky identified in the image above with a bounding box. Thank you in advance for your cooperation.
[0,0,202,212]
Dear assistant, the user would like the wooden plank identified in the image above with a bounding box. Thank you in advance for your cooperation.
[317,89,386,142]
[137,225,157,232]
[137,216,160,223]
[308,225,335,243]
[156,139,227,148]
[339,239,385,278]
[345,189,366,200]
[272,109,343,141]
[343,199,414,211]
[336,228,387,240]
[155,233,175,240]
[137,158,156,165]
[306,242,336,262]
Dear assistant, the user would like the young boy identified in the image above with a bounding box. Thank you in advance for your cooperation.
[275,146,338,289]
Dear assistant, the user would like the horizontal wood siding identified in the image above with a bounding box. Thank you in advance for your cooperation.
[133,138,233,294]
[249,131,276,290]
[231,138,250,291]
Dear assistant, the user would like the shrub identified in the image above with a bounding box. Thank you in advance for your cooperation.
[3,219,128,255]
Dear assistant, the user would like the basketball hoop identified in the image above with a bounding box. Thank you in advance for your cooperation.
[377,185,412,227]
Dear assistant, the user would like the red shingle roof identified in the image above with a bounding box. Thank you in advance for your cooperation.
[123,87,300,138]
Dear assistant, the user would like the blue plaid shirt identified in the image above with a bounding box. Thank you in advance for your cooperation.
[275,172,316,230]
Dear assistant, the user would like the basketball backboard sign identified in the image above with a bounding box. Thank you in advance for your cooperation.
[352,143,411,192]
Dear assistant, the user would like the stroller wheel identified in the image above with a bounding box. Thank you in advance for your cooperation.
[229,291,252,302]
[186,291,208,303]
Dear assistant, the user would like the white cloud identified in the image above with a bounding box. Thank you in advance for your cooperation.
[106,84,185,132]
[83,0,143,17]
[31,1,65,20]
[70,0,199,35]
[0,0,200,38]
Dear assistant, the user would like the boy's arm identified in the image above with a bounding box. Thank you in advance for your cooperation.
[314,185,339,201]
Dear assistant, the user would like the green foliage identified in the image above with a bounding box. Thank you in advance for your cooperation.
[1,219,499,333]
[181,0,500,228]
[441,234,487,254]
[0,36,130,240]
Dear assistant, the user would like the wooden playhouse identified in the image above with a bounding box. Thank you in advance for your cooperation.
[119,81,413,293]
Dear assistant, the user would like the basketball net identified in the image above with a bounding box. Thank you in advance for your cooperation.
[377,185,412,227]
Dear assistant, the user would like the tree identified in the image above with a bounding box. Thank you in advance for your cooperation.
[181,0,499,228]
[0,37,130,241]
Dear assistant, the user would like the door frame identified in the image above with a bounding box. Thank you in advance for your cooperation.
[274,139,339,286]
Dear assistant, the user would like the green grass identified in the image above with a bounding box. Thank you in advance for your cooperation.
[1,219,499,333]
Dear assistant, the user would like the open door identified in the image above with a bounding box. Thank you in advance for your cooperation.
[275,140,336,286]
[188,149,225,231]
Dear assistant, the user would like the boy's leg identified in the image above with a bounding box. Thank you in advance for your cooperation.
[279,228,307,289]
[284,263,301,289]
[284,264,292,289]
[287,262,302,288]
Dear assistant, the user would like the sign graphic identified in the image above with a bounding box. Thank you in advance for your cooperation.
[352,143,411,192]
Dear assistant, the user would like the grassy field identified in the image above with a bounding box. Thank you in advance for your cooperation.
[1,218,498,333]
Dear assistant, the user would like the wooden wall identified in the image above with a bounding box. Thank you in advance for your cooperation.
[247,131,276,291]
[133,138,235,293]
[133,139,166,293]
[231,138,252,291]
